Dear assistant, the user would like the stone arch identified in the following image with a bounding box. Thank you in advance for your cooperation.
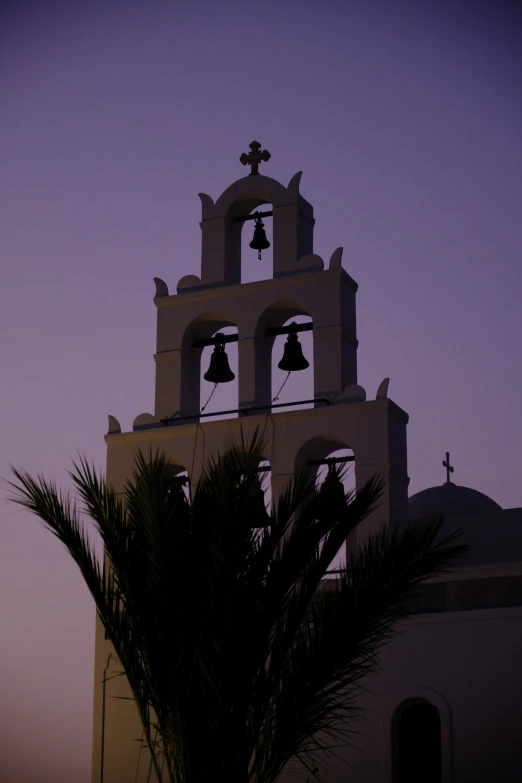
[165,461,190,499]
[293,434,357,568]
[180,310,237,419]
[253,299,313,409]
[211,448,272,526]
[240,204,275,285]
[195,172,315,287]
[212,174,292,215]
[222,195,274,286]
[383,687,452,783]
[294,434,355,478]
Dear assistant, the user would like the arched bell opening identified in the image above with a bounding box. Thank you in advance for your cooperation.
[166,463,190,502]
[180,311,237,420]
[199,325,238,421]
[248,457,272,539]
[257,457,272,516]
[225,196,273,285]
[314,447,356,578]
[254,302,314,410]
[294,436,357,579]
[271,315,314,412]
[391,699,442,783]
[238,203,274,285]
[217,452,272,533]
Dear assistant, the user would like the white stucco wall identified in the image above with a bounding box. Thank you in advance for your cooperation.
[280,604,522,783]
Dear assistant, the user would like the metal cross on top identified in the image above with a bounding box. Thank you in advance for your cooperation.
[240,140,271,175]
[442,452,454,483]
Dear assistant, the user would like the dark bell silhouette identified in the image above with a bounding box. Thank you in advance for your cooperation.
[250,216,270,258]
[204,343,235,384]
[319,466,346,508]
[278,332,309,372]
[251,476,271,528]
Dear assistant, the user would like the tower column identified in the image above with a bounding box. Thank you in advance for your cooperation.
[313,326,358,398]
[154,350,181,420]
[238,337,256,409]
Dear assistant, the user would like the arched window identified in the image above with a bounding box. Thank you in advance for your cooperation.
[166,464,190,502]
[392,700,442,783]
[315,446,356,577]
[240,204,274,285]
[199,325,238,421]
[271,315,313,411]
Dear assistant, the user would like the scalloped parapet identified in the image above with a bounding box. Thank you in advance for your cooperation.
[198,192,215,220]
[176,274,204,294]
[107,415,121,434]
[329,247,343,269]
[153,277,169,298]
[132,413,163,431]
[332,384,367,405]
[294,253,324,274]
[376,378,390,399]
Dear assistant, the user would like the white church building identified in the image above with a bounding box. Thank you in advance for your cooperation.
[90,143,522,783]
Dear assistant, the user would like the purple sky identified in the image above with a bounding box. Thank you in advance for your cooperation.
[1,2,521,781]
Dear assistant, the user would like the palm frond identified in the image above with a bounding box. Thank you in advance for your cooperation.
[6,429,471,783]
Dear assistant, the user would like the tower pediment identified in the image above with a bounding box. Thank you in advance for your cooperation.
[199,171,306,219]
[178,164,316,292]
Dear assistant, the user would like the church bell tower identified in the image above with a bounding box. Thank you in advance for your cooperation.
[91,142,410,783]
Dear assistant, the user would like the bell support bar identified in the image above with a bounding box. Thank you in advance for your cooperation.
[161,396,329,426]
[193,321,313,348]
[266,322,313,337]
[233,210,273,223]
[254,456,355,473]
[308,456,355,466]
[194,333,239,348]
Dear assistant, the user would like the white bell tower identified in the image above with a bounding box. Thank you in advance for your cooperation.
[91,142,410,783]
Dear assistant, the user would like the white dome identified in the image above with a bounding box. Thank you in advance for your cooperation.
[408,482,501,517]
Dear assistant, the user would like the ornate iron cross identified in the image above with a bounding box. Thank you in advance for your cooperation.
[240,140,271,175]
[442,452,454,483]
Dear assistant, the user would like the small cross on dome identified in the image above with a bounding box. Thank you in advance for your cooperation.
[442,452,454,484]
[240,141,271,176]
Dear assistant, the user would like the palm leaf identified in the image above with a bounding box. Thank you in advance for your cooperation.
[6,429,470,783]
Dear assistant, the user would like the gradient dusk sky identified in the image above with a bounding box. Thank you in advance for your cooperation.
[1,1,521,781]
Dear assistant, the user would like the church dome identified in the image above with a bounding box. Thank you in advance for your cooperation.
[408,482,502,517]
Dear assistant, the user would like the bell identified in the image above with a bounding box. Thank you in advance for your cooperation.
[278,332,309,372]
[250,216,270,259]
[204,343,235,384]
[319,466,346,509]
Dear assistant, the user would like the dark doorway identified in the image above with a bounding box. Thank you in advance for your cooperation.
[392,700,442,783]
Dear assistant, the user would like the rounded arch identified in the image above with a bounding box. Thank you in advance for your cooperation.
[294,433,355,477]
[238,203,275,285]
[293,434,357,574]
[212,177,287,287]
[198,172,314,285]
[165,461,190,500]
[382,687,452,783]
[179,310,238,419]
[224,197,274,285]
[211,450,272,527]
[165,461,187,476]
[213,174,293,214]
[254,300,313,409]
